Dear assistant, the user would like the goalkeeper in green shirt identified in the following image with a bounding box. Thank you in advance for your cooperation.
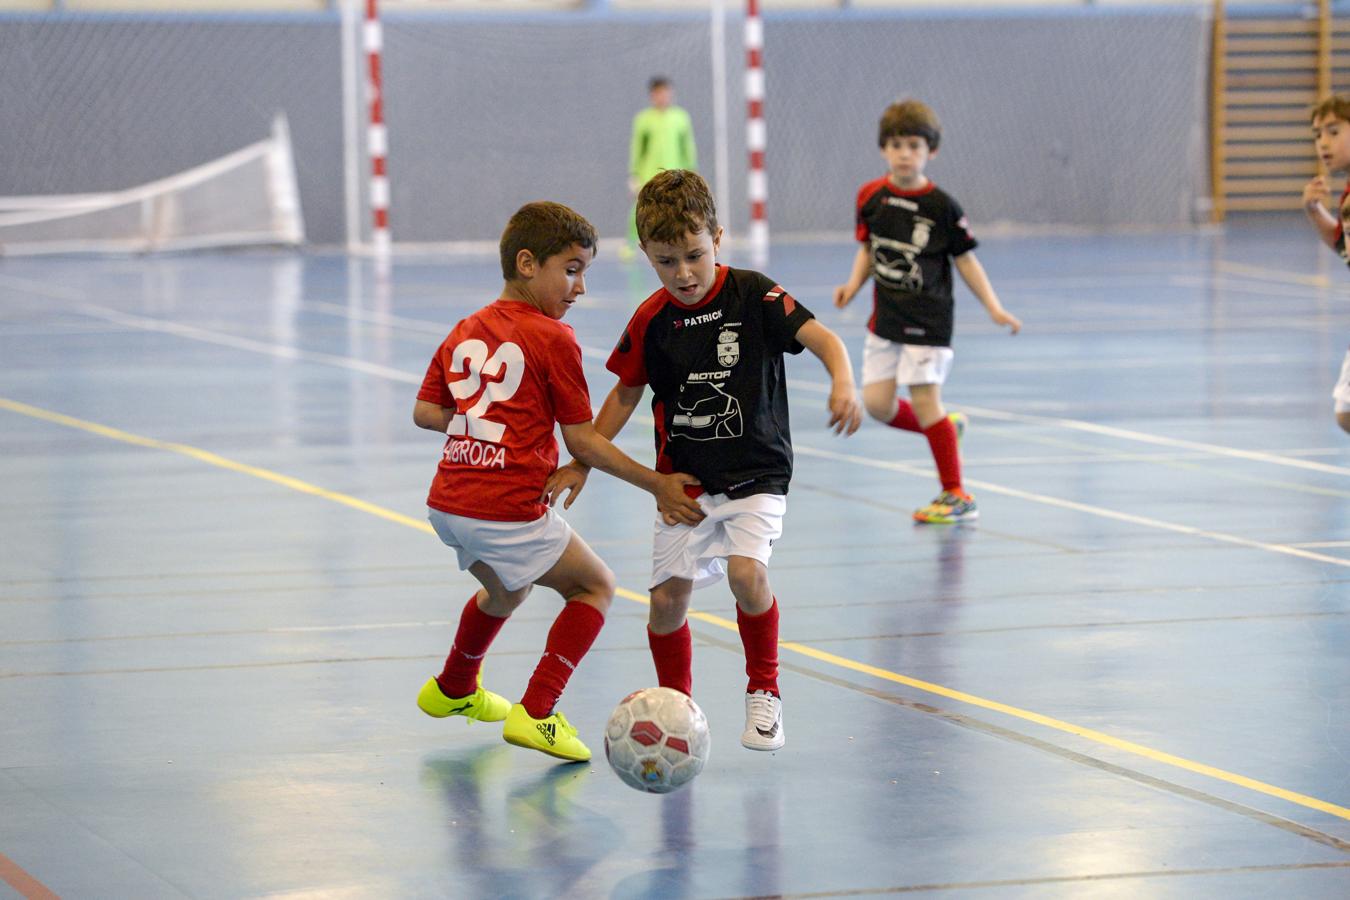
[626,76,698,256]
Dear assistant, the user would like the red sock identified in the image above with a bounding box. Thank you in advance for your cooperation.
[648,621,693,696]
[436,593,508,699]
[886,399,923,432]
[521,601,605,719]
[737,598,780,696]
[923,415,962,493]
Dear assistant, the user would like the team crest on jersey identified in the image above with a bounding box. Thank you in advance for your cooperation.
[717,329,740,367]
[911,217,933,250]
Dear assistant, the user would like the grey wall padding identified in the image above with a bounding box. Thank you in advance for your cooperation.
[0,10,1208,246]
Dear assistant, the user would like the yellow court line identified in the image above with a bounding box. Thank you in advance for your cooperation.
[5,395,1348,824]
[0,398,434,535]
[616,586,1350,822]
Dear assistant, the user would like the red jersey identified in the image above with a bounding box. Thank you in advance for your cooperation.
[418,299,594,522]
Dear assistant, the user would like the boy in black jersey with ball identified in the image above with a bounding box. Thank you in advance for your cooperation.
[834,99,1021,524]
[548,169,861,751]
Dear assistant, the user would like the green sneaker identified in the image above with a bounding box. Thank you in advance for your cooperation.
[502,704,591,762]
[913,489,978,524]
[417,674,510,723]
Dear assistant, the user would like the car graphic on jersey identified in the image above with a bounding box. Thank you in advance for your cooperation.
[671,381,743,440]
[871,234,924,294]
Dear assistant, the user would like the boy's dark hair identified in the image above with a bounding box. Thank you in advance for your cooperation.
[635,169,719,245]
[1311,94,1350,124]
[499,201,597,280]
[878,99,941,152]
[648,76,671,93]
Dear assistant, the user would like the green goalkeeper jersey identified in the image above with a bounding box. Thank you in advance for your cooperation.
[629,105,697,183]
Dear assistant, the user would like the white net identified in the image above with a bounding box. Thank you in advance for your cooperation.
[0,114,304,256]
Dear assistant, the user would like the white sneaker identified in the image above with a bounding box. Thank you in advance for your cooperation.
[741,690,784,751]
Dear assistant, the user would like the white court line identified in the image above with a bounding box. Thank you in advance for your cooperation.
[4,273,1349,569]
[6,270,1344,481]
[782,376,1350,478]
[792,444,1350,569]
[1213,260,1345,289]
[79,302,422,384]
[304,299,449,336]
[958,403,1350,478]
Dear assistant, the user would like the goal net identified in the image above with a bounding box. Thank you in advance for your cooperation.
[0,114,304,256]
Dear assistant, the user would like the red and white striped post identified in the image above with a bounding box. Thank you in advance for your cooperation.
[364,0,391,263]
[745,0,768,265]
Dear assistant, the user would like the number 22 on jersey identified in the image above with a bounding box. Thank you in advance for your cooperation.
[446,339,524,442]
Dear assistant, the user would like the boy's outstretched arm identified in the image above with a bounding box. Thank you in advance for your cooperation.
[543,381,644,506]
[954,252,1021,334]
[833,244,873,308]
[795,319,862,435]
[413,399,454,433]
[592,381,645,441]
[557,419,704,526]
[1303,175,1341,249]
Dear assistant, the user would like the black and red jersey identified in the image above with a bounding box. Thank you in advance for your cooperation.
[607,265,813,498]
[854,176,977,347]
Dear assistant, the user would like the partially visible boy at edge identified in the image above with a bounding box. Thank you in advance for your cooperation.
[547,169,862,752]
[413,201,704,764]
[1301,94,1350,434]
[834,98,1021,524]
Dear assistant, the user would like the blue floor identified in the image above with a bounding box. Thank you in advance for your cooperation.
[2,218,1348,898]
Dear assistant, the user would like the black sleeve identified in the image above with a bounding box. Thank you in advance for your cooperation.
[750,270,815,355]
[946,194,978,257]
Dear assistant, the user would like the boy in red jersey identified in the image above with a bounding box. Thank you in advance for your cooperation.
[548,170,861,752]
[833,99,1021,523]
[1301,94,1350,434]
[414,201,704,763]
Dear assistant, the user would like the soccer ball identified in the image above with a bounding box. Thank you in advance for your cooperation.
[604,687,711,793]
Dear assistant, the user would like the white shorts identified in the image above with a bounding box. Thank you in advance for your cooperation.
[862,332,954,388]
[650,492,787,590]
[428,506,573,592]
[1335,349,1350,413]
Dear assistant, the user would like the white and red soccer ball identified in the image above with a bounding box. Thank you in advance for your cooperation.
[604,687,711,793]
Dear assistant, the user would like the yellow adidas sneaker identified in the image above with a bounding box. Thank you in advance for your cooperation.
[417,674,510,723]
[502,704,591,762]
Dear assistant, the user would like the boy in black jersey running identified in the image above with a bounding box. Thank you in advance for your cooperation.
[834,99,1021,524]
[548,169,861,751]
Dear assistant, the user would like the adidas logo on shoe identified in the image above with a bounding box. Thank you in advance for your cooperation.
[503,704,591,761]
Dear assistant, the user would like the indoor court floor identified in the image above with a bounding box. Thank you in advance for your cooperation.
[1,217,1348,898]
